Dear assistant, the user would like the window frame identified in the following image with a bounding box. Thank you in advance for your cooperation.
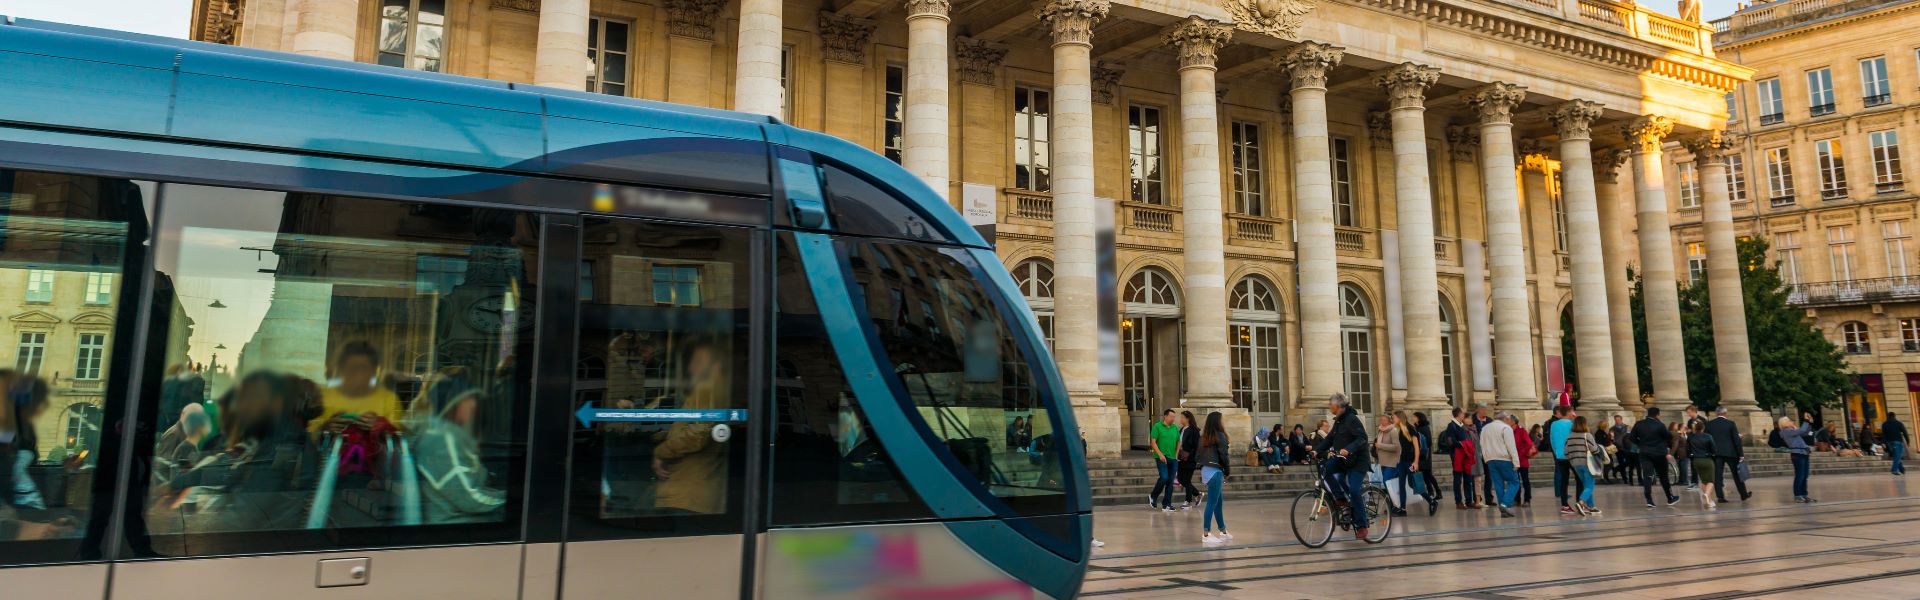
[1901,317,1920,352]
[1870,130,1904,192]
[1815,138,1849,200]
[1686,241,1707,284]
[1127,103,1167,205]
[1012,85,1052,193]
[1728,154,1749,203]
[1841,321,1871,354]
[1860,56,1891,106]
[1757,78,1784,123]
[883,63,906,163]
[1766,146,1796,204]
[375,0,447,73]
[1829,225,1856,281]
[1806,68,1835,116]
[1332,137,1356,227]
[1677,161,1701,209]
[1230,120,1265,216]
[586,16,634,96]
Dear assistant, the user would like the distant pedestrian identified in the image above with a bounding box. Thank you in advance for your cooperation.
[1375,414,1406,516]
[1705,407,1753,502]
[1177,410,1201,509]
[1883,413,1908,476]
[1671,421,1694,492]
[1481,411,1520,517]
[1610,415,1637,485]
[1565,416,1601,515]
[1413,411,1442,512]
[1779,413,1818,503]
[1510,414,1535,507]
[1548,404,1576,515]
[1288,424,1310,464]
[1686,420,1718,508]
[1629,407,1678,508]
[1197,411,1233,544]
[1448,410,1480,510]
[1473,405,1495,509]
[1149,409,1179,511]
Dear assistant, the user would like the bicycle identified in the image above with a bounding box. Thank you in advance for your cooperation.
[1290,455,1392,548]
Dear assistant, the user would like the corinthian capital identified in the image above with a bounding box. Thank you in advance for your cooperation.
[1038,0,1110,47]
[1166,16,1234,70]
[665,0,725,40]
[1446,125,1480,162]
[1621,115,1675,154]
[1465,82,1527,125]
[1092,61,1124,103]
[818,13,876,65]
[1274,41,1343,90]
[1594,147,1629,183]
[1681,130,1738,162]
[1517,138,1552,173]
[1367,111,1392,145]
[1374,63,1440,110]
[1546,100,1604,141]
[954,37,1009,86]
[905,0,951,18]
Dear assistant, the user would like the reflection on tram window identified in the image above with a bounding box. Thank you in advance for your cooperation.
[569,218,749,540]
[769,236,928,526]
[841,239,1068,513]
[0,168,144,555]
[143,187,535,555]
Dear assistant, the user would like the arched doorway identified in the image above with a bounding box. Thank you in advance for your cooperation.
[1012,258,1055,350]
[1230,276,1286,423]
[1439,293,1461,408]
[1123,267,1182,446]
[1340,283,1376,415]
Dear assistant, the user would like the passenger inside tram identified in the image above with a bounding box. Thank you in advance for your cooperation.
[310,341,404,435]
[152,371,324,533]
[411,368,505,524]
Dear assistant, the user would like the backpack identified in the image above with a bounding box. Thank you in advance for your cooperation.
[1767,428,1786,449]
[1436,426,1458,454]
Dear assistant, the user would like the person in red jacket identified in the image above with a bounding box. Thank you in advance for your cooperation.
[1511,415,1536,507]
[1452,435,1479,510]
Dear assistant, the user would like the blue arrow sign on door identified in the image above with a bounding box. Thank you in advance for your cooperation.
[575,403,748,426]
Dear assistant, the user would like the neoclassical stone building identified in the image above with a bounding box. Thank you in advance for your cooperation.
[191,0,1755,455]
[1700,0,1920,438]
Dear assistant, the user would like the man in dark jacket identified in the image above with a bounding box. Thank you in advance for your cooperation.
[1629,407,1678,507]
[1314,393,1372,539]
[1705,406,1753,502]
[1883,413,1909,475]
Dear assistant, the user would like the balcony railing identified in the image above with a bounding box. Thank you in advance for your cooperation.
[1760,113,1785,125]
[1877,181,1907,194]
[1226,214,1286,243]
[1770,194,1796,208]
[1785,276,1920,307]
[1810,103,1836,117]
[1498,0,1718,54]
[1864,93,1892,107]
[1125,202,1178,233]
[1435,236,1458,264]
[1334,226,1372,255]
[1003,189,1054,222]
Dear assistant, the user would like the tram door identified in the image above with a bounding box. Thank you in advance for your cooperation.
[561,217,757,598]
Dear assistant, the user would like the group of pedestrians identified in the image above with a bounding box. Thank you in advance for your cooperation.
[1147,409,1236,544]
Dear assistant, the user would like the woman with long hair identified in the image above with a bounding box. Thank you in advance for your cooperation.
[1176,410,1200,509]
[1566,416,1601,515]
[1687,419,1718,508]
[1413,411,1442,509]
[1197,411,1231,544]
[1394,410,1435,515]
[1374,413,1406,516]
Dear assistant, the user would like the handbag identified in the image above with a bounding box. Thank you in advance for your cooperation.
[1735,460,1751,482]
[1245,449,1259,467]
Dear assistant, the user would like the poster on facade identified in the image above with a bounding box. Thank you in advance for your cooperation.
[1098,197,1120,385]
[962,183,995,246]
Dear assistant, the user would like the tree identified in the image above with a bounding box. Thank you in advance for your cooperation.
[1625,237,1852,413]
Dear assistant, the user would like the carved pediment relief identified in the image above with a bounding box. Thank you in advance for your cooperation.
[1222,0,1317,40]
[8,310,60,327]
[71,312,115,327]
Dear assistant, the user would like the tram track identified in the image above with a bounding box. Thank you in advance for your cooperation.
[1082,499,1920,596]
[1389,538,1920,599]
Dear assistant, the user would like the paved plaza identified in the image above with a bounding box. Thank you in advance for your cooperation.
[1087,472,1919,599]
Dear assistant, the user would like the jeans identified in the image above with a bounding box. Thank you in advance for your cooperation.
[1573,464,1596,506]
[1203,467,1227,532]
[1322,461,1368,529]
[1790,453,1810,498]
[1487,460,1518,507]
[1382,466,1407,509]
[1676,454,1693,485]
[1453,471,1475,505]
[1151,458,1177,508]
[1554,458,1573,506]
[1891,441,1906,474]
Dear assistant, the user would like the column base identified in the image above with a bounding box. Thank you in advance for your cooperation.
[1493,394,1536,411]
[1741,409,1778,445]
[1072,404,1126,459]
[1185,402,1253,449]
[1650,396,1693,417]
[1402,394,1454,418]
[1575,395,1625,421]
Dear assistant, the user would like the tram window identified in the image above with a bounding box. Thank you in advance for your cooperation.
[567,218,752,540]
[840,239,1068,515]
[0,168,147,563]
[142,187,536,557]
[820,163,945,243]
[769,235,929,525]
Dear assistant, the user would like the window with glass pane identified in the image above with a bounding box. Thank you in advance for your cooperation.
[1231,121,1264,216]
[842,238,1066,514]
[377,0,446,72]
[1728,154,1749,203]
[1678,162,1701,208]
[1884,220,1910,279]
[1816,139,1848,199]
[0,168,145,563]
[1550,177,1568,252]
[769,235,928,525]
[1013,86,1051,192]
[781,45,794,121]
[1901,318,1920,352]
[143,186,535,557]
[1842,321,1870,354]
[1686,242,1707,284]
[1806,68,1834,115]
[1766,147,1795,203]
[1128,105,1165,204]
[1871,130,1904,192]
[1014,259,1054,351]
[1339,284,1373,414]
[1725,90,1738,120]
[83,272,113,305]
[1332,137,1355,226]
[1438,295,1458,404]
[1776,231,1801,285]
[884,64,905,163]
[1829,225,1856,281]
[1758,78,1784,121]
[587,17,632,96]
[1228,278,1283,415]
[1860,57,1890,105]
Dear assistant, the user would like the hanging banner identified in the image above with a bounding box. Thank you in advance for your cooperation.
[962,183,996,247]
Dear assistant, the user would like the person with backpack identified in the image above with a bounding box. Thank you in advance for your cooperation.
[1705,406,1753,503]
[1779,413,1819,503]
[1548,404,1576,515]
[1628,407,1679,508]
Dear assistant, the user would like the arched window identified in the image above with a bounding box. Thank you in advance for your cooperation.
[1842,321,1872,354]
[1122,268,1181,413]
[1013,259,1055,349]
[1229,277,1285,416]
[1339,284,1375,414]
[1438,294,1459,406]
[1124,268,1181,308]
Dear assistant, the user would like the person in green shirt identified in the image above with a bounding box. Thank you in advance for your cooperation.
[1150,409,1181,511]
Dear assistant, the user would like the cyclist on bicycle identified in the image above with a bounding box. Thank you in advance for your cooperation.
[1310,393,1373,540]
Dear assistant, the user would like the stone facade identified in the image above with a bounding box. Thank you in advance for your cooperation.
[194,0,1750,455]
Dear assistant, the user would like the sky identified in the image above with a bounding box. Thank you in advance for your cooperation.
[0,0,1750,40]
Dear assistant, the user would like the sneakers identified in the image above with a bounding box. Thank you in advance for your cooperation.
[1559,505,1576,515]
[1666,495,1680,506]
[1685,484,1698,491]
[1220,532,1234,540]
[1429,501,1440,516]
[1091,539,1106,548]
[1148,497,1159,510]
[1180,502,1193,511]
[1354,528,1369,540]
[1499,508,1516,518]
[1645,502,1656,508]
[1202,534,1224,545]
[1162,507,1176,513]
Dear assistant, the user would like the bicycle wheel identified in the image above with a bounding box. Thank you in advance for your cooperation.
[1290,490,1337,548]
[1361,486,1392,544]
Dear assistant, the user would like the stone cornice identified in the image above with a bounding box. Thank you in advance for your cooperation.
[1714,0,1920,50]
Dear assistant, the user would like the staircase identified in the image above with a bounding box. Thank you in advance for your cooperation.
[1088,448,1895,507]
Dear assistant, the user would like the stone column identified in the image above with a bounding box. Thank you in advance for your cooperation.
[1548,101,1624,416]
[287,0,357,61]
[1624,115,1691,413]
[734,0,785,117]
[664,0,724,106]
[1277,42,1345,407]
[534,0,590,90]
[1376,63,1449,414]
[1593,149,1644,412]
[1040,0,1116,456]
[1167,17,1238,421]
[903,0,951,199]
[1467,83,1536,408]
[1684,131,1761,413]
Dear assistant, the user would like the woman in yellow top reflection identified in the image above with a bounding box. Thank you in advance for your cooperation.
[308,341,404,433]
[650,341,728,515]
